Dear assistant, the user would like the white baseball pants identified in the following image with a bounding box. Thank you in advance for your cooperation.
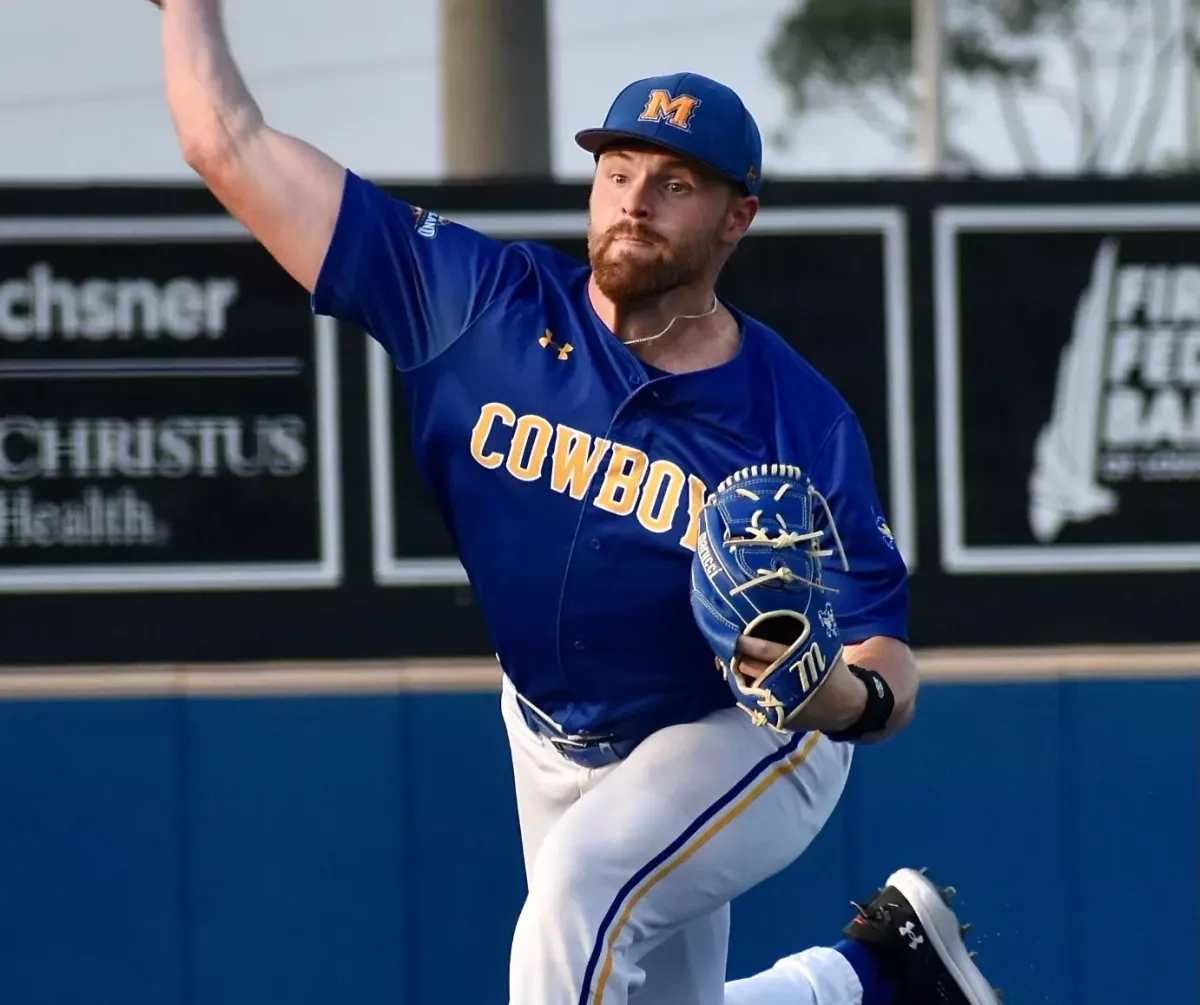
[500,676,866,1005]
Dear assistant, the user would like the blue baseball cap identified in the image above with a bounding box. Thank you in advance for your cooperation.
[575,72,763,196]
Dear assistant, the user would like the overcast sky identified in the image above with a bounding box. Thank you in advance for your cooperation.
[0,0,1191,182]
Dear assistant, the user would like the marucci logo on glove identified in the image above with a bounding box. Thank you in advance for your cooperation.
[936,206,1200,573]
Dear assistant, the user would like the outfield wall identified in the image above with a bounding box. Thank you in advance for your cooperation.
[1,650,1195,1005]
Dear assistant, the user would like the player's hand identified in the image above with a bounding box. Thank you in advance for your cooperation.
[734,636,867,734]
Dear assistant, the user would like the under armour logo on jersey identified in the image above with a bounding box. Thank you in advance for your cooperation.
[539,329,574,361]
[639,89,700,131]
[898,921,924,950]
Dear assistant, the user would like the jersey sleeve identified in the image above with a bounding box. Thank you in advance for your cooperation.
[311,170,514,371]
[808,412,910,645]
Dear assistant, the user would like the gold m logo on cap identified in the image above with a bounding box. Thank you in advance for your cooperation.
[639,89,701,131]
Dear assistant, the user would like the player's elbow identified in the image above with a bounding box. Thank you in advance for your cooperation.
[891,685,918,733]
[177,122,239,180]
[180,140,227,180]
[178,130,263,214]
[883,646,919,734]
[175,108,262,183]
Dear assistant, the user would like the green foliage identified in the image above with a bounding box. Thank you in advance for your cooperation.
[766,0,1081,114]
[763,0,1182,173]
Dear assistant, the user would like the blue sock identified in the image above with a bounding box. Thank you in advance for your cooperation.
[833,939,894,1005]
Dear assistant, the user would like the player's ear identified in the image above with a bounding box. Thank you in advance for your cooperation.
[723,192,758,244]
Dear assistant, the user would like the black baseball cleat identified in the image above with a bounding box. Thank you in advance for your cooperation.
[842,867,1002,1005]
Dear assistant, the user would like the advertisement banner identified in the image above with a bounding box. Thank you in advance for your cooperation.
[0,218,341,591]
[935,205,1200,572]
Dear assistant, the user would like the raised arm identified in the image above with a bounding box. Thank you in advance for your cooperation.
[157,0,345,293]
[154,0,517,371]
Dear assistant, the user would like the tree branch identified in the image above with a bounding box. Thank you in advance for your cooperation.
[995,78,1040,172]
[842,88,914,149]
[1095,0,1153,170]
[1184,0,1200,158]
[1125,0,1178,170]
[1065,33,1100,169]
[943,138,988,174]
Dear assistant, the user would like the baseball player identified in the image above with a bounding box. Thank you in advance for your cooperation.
[151,2,1000,1003]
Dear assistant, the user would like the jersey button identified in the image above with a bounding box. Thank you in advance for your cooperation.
[590,538,601,550]
[573,640,586,651]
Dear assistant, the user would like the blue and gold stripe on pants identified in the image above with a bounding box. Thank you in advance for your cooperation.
[576,729,824,1004]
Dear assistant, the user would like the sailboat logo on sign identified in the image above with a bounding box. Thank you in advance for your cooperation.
[1028,238,1200,543]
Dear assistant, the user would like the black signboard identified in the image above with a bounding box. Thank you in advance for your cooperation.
[935,205,1200,573]
[0,217,341,592]
[11,174,1200,662]
[365,207,916,585]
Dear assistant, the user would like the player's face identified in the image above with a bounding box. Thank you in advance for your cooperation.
[587,145,756,303]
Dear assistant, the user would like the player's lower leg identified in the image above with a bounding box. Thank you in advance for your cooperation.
[724,868,1002,1005]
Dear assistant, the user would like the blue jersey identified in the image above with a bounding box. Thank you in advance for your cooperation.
[313,172,908,735]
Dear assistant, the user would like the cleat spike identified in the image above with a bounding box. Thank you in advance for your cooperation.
[967,951,978,960]
[940,885,957,904]
[960,922,973,936]
[918,866,929,875]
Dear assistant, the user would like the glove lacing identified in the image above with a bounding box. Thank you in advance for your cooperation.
[725,481,850,596]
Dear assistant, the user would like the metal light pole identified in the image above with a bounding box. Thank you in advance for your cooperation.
[913,0,946,174]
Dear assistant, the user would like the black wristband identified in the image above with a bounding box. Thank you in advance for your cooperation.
[825,664,895,742]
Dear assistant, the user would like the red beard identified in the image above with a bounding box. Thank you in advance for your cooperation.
[588,221,713,304]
